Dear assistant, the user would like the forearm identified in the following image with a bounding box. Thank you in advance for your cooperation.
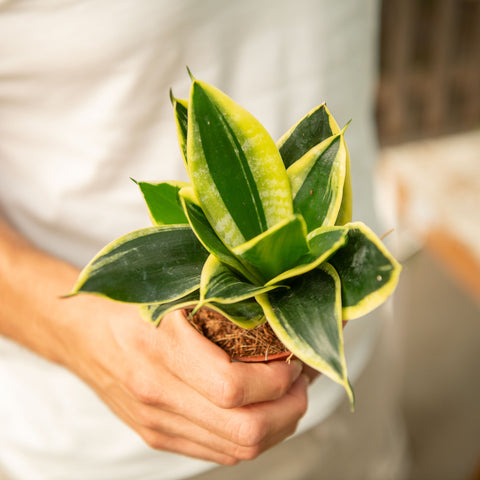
[0,219,90,367]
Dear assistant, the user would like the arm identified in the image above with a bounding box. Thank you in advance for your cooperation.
[0,219,309,465]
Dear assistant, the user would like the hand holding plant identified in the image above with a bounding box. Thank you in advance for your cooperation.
[71,74,401,407]
[60,292,309,465]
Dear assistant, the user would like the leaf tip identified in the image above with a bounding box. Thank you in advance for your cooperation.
[186,66,195,81]
[342,119,353,133]
[346,378,355,411]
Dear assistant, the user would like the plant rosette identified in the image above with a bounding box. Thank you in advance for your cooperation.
[70,73,401,407]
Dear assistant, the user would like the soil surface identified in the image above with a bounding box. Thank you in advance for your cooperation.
[187,308,289,361]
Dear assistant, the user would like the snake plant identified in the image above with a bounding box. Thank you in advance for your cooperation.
[71,75,401,405]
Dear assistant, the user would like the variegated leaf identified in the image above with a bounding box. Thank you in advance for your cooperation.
[170,91,189,166]
[71,226,208,304]
[139,291,200,326]
[328,222,402,320]
[187,79,293,248]
[276,102,352,225]
[199,255,283,306]
[266,226,348,285]
[232,215,309,283]
[204,300,266,329]
[335,144,352,225]
[277,103,340,168]
[179,186,261,284]
[257,263,353,406]
[287,133,347,231]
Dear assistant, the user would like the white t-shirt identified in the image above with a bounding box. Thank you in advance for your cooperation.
[0,1,381,479]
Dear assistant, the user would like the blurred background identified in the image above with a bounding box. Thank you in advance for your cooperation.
[375,0,479,479]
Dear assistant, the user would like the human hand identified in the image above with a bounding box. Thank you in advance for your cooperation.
[66,299,309,465]
[0,220,308,465]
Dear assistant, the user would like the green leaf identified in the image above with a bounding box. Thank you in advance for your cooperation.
[139,291,200,326]
[266,226,348,286]
[307,226,348,258]
[232,215,310,283]
[170,92,189,166]
[328,222,402,320]
[199,255,283,306]
[187,79,293,248]
[287,133,347,231]
[71,225,208,304]
[335,144,352,225]
[257,263,353,405]
[277,102,352,225]
[206,300,266,329]
[277,103,340,168]
[139,287,264,330]
[179,186,261,284]
[136,180,189,226]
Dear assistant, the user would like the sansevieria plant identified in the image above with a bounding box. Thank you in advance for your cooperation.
[71,74,401,406]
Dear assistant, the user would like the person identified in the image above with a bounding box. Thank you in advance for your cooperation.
[0,1,407,479]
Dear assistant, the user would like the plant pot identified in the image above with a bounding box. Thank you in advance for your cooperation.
[185,308,292,363]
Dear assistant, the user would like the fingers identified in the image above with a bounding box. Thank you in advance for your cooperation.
[126,363,309,457]
[104,390,240,465]
[158,309,304,407]
[139,430,239,466]
[133,405,265,462]
[93,372,241,465]
[101,367,309,464]
[217,373,309,449]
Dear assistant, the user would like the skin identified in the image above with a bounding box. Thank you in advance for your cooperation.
[0,219,315,465]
